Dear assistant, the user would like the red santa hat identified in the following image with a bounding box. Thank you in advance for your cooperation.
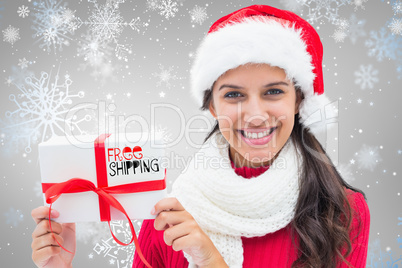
[190,5,337,136]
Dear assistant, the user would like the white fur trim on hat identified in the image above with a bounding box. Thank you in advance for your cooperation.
[190,16,315,106]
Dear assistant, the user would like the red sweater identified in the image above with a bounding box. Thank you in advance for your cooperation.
[133,162,370,268]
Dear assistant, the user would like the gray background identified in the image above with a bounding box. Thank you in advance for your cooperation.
[0,0,401,267]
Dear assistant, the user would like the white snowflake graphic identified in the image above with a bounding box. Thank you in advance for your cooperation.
[350,0,368,11]
[355,144,382,172]
[336,18,349,30]
[354,64,379,90]
[31,0,78,52]
[158,0,178,20]
[392,0,402,15]
[336,163,355,184]
[279,0,305,13]
[3,69,88,153]
[92,220,142,268]
[347,13,366,44]
[2,25,20,45]
[365,28,397,61]
[146,0,160,11]
[388,18,402,35]
[152,64,179,88]
[83,1,139,61]
[4,207,24,227]
[190,5,207,25]
[302,0,350,25]
[17,5,30,18]
[151,124,173,144]
[18,58,29,69]
[332,28,347,42]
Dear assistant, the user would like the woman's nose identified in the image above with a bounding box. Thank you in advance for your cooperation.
[242,96,269,126]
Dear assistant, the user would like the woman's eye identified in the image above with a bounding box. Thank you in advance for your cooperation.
[224,92,243,98]
[265,89,284,95]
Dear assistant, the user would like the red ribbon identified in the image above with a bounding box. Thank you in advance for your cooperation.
[42,133,166,268]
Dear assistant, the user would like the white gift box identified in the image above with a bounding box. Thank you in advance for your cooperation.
[38,132,168,223]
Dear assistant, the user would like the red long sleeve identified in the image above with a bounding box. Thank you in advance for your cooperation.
[133,164,370,268]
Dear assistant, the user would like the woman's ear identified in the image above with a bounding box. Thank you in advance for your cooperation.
[209,100,217,119]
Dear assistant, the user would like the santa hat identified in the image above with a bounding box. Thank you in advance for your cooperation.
[190,5,337,136]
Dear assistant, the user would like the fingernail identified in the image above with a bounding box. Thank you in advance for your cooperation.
[150,207,155,215]
[50,210,59,218]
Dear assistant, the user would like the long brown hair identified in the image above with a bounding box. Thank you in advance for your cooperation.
[200,86,366,268]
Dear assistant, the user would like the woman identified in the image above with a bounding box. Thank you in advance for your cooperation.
[31,5,370,268]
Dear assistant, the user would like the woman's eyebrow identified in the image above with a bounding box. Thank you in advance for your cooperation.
[219,81,289,91]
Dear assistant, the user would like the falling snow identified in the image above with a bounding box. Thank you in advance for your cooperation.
[31,0,78,52]
[355,144,382,172]
[3,69,88,153]
[158,0,178,20]
[392,1,402,15]
[365,27,397,61]
[146,0,160,11]
[367,238,402,267]
[332,28,347,42]
[302,0,350,25]
[354,64,379,90]
[190,5,208,25]
[92,220,142,268]
[18,58,29,69]
[2,25,20,45]
[349,0,368,11]
[388,18,402,35]
[4,207,24,227]
[347,13,366,44]
[152,64,179,88]
[17,5,30,18]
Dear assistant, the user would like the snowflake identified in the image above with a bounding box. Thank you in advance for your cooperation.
[31,0,78,52]
[4,207,24,227]
[190,5,207,25]
[2,25,20,45]
[146,0,160,11]
[332,28,347,42]
[388,18,402,35]
[335,17,349,30]
[365,28,397,61]
[17,5,30,18]
[151,124,173,144]
[302,0,350,25]
[158,0,178,20]
[92,220,142,268]
[367,238,402,267]
[354,65,379,90]
[18,58,29,69]
[2,69,88,153]
[355,144,382,172]
[347,13,366,44]
[392,1,402,15]
[152,64,178,88]
[349,0,367,11]
[84,1,139,61]
[336,163,355,184]
[279,0,305,13]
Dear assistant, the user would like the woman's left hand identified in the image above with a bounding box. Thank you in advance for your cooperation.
[152,197,228,268]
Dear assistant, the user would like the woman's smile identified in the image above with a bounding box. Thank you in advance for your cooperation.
[237,127,278,145]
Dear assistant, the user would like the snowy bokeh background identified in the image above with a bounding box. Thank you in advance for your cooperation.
[0,0,401,267]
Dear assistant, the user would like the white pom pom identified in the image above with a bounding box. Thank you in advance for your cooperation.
[298,93,338,136]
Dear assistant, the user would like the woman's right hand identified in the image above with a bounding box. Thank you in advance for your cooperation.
[31,206,76,268]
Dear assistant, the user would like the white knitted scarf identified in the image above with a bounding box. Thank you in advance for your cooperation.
[171,133,303,268]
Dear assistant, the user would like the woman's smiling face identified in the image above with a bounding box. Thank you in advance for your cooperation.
[209,63,302,167]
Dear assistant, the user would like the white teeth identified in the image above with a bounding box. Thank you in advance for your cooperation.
[242,129,274,139]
